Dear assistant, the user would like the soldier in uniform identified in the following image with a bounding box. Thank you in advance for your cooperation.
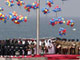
[34,40,37,54]
[2,40,5,56]
[4,40,8,56]
[56,40,62,54]
[70,39,76,54]
[10,40,15,56]
[24,40,29,55]
[77,40,80,54]
[0,41,1,56]
[19,40,23,55]
[61,39,68,54]
[40,40,46,55]
[31,40,35,56]
[75,39,79,55]
[7,40,11,56]
[15,40,20,56]
[67,39,71,54]
[45,40,48,54]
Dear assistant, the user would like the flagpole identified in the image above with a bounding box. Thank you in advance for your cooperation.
[36,0,40,55]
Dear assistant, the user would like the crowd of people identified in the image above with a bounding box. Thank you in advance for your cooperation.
[0,38,80,57]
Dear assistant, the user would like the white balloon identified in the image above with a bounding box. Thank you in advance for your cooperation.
[72,28,76,31]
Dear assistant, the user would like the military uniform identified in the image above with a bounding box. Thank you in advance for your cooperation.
[10,43,15,56]
[56,43,61,54]
[24,41,29,55]
[76,42,79,54]
[0,44,1,56]
[67,40,72,54]
[31,41,35,55]
[77,42,80,54]
[70,41,76,54]
[40,40,45,54]
[1,43,5,56]
[15,42,20,56]
[61,41,68,54]
[19,44,23,55]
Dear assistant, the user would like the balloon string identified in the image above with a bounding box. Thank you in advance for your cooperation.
[56,12,58,18]
[27,12,30,18]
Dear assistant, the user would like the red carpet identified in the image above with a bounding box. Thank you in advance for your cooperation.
[44,54,80,60]
[1,54,80,60]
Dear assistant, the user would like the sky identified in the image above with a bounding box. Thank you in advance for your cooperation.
[0,0,80,17]
[0,0,80,39]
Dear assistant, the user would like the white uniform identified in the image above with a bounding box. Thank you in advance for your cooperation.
[48,39,55,54]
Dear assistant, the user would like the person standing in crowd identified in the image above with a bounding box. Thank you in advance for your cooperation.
[19,40,23,56]
[22,40,25,55]
[1,40,5,57]
[45,40,48,54]
[48,39,53,54]
[52,40,57,54]
[67,39,72,54]
[0,41,1,56]
[40,40,45,55]
[31,40,35,56]
[70,39,76,54]
[10,40,15,56]
[24,40,29,55]
[61,39,68,54]
[56,43,61,54]
[15,40,20,56]
[28,40,31,55]
[34,40,37,54]
[77,40,80,54]
[76,39,79,54]
[4,40,10,57]
[52,40,56,54]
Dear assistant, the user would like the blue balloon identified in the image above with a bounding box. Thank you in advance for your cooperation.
[4,20,7,23]
[53,8,61,12]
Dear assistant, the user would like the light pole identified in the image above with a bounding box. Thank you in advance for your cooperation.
[36,0,40,55]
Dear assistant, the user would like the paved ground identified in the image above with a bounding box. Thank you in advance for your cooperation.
[0,57,48,60]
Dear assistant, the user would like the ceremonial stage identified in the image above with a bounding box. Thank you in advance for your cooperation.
[0,54,80,60]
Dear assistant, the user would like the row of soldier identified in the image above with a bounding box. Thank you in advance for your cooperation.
[0,38,80,57]
[55,38,80,55]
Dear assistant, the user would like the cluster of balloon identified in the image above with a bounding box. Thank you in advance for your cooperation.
[24,4,32,12]
[57,17,65,24]
[49,17,65,26]
[67,20,75,27]
[32,1,39,9]
[59,27,66,36]
[9,11,27,24]
[46,0,54,7]
[42,7,50,14]
[16,0,25,6]
[24,1,39,12]
[0,7,4,12]
[0,12,9,23]
[49,18,58,26]
[52,5,61,17]
[5,0,14,7]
